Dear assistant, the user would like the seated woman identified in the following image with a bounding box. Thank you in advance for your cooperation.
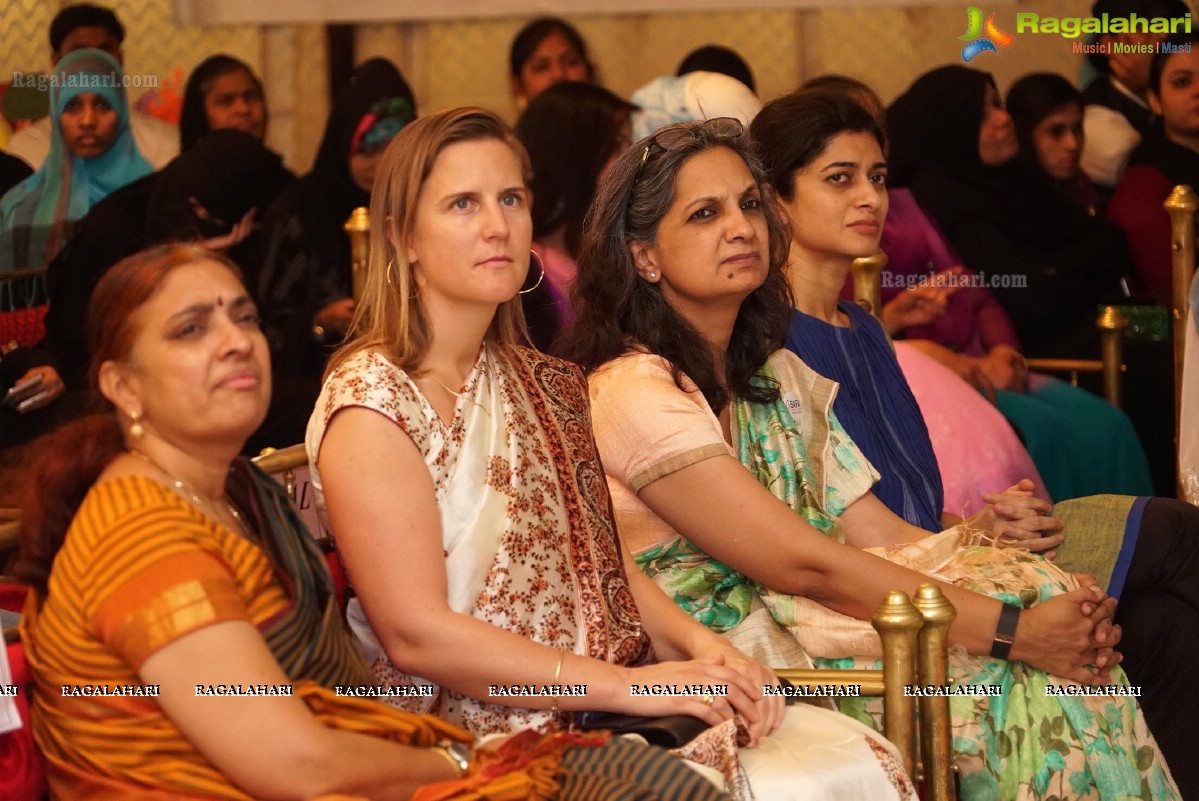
[508,17,596,110]
[1109,31,1199,305]
[796,74,1151,511]
[0,48,153,450]
[306,106,915,801]
[18,243,625,801]
[515,80,634,348]
[562,115,1182,800]
[786,76,1045,520]
[1007,72,1099,215]
[0,48,151,272]
[256,58,416,382]
[888,66,1132,363]
[40,129,291,385]
[884,66,1158,500]
[179,54,268,151]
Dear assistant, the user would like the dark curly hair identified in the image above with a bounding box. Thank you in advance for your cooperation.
[560,119,792,413]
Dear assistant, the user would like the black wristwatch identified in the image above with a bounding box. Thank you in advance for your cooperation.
[990,602,1021,660]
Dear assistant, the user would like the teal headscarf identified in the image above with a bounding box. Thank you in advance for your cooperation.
[0,49,152,272]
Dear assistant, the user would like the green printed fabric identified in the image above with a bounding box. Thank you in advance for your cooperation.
[733,350,1179,801]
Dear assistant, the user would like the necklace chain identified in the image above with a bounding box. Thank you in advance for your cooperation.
[428,365,489,416]
[127,450,247,534]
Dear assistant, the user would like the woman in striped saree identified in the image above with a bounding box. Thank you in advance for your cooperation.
[15,243,720,801]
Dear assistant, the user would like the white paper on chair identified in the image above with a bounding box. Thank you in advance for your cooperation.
[0,643,22,734]
[1182,304,1199,506]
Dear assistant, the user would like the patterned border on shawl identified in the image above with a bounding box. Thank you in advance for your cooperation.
[506,346,652,669]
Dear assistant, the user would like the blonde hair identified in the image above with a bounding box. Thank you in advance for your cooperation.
[326,107,532,378]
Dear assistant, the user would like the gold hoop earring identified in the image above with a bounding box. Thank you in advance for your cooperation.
[129,410,145,440]
[518,249,546,295]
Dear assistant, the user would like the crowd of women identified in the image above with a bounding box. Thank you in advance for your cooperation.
[3,9,1199,801]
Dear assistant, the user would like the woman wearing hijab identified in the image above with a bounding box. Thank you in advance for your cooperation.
[255,58,416,381]
[0,48,152,449]
[178,54,268,152]
[887,66,1132,362]
[885,66,1166,497]
[0,48,151,272]
[42,130,294,395]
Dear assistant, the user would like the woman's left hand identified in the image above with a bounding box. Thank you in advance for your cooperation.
[971,479,1064,556]
[980,344,1028,393]
[691,645,785,746]
[202,207,257,251]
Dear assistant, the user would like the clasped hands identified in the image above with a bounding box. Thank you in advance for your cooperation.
[969,480,1122,683]
[967,478,1064,557]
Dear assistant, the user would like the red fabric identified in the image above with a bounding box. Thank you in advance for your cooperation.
[323,550,349,611]
[1108,163,1176,305]
[1,583,48,801]
[0,304,47,348]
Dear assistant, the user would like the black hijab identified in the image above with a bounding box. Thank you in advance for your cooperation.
[44,130,294,389]
[302,58,416,264]
[887,66,999,188]
[179,55,266,151]
[147,128,294,243]
[886,65,1130,356]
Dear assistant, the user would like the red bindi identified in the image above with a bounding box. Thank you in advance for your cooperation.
[216,296,224,307]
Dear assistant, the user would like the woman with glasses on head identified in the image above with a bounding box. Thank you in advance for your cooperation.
[563,111,1179,801]
[306,106,914,801]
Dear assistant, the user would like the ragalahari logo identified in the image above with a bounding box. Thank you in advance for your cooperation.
[959,7,1016,62]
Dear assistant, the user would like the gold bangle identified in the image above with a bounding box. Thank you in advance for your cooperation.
[550,647,567,716]
[432,746,464,778]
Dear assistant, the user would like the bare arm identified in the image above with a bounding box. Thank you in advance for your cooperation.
[621,545,785,742]
[637,453,1118,683]
[316,406,746,725]
[139,621,456,801]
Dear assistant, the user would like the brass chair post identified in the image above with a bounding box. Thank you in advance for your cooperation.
[1097,306,1128,408]
[253,445,308,503]
[913,584,957,801]
[871,589,924,776]
[851,251,888,319]
[1165,185,1198,498]
[345,206,371,304]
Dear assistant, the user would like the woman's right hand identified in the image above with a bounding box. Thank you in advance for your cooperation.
[1010,584,1119,685]
[313,297,356,338]
[615,656,766,731]
[879,271,959,335]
